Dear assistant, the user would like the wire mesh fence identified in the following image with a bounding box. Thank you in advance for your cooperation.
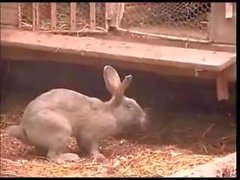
[96,3,107,29]
[19,3,212,40]
[19,3,107,33]
[20,3,33,29]
[120,3,211,40]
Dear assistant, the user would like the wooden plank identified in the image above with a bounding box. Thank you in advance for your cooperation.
[18,3,22,29]
[216,70,229,100]
[117,27,211,44]
[111,28,236,53]
[116,3,125,28]
[211,3,236,44]
[1,46,223,82]
[0,7,18,26]
[35,3,40,29]
[89,3,96,30]
[0,45,219,80]
[225,63,236,82]
[0,3,19,9]
[0,29,235,72]
[43,30,107,35]
[0,15,18,26]
[207,3,214,41]
[50,3,57,30]
[105,3,108,29]
[70,3,77,31]
[32,3,40,30]
[32,3,36,30]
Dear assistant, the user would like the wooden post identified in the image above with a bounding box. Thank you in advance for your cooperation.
[207,3,214,41]
[70,3,76,31]
[33,3,40,30]
[32,3,36,30]
[32,3,40,30]
[51,3,57,30]
[105,3,124,28]
[105,3,108,30]
[116,3,124,28]
[216,70,229,101]
[89,3,96,30]
[18,3,22,29]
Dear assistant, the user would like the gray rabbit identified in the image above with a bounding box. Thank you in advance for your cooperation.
[6,65,147,162]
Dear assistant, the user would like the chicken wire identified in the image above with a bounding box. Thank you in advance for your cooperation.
[19,3,107,32]
[20,3,33,29]
[120,3,211,40]
[96,3,107,29]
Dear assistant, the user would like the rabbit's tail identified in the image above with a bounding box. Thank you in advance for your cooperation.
[6,125,30,145]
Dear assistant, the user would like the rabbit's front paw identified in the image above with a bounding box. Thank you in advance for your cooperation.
[91,153,106,163]
[54,153,81,163]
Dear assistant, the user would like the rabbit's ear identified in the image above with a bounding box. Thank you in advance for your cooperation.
[103,65,121,95]
[115,74,133,100]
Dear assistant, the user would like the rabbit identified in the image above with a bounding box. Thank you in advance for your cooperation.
[6,65,147,163]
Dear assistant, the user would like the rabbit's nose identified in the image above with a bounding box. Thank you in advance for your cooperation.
[139,117,149,131]
[138,111,148,129]
[139,108,152,129]
[143,107,151,115]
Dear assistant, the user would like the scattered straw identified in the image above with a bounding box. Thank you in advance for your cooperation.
[202,123,215,139]
[0,101,236,177]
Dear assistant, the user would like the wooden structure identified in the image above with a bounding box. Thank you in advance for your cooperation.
[0,3,19,28]
[18,3,107,33]
[0,3,236,101]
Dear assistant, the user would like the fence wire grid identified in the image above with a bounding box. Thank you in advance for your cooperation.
[20,3,212,40]
[20,3,107,32]
[120,3,211,40]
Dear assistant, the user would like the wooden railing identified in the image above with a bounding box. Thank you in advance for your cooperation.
[19,3,107,34]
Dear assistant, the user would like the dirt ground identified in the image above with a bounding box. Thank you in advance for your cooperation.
[0,61,236,177]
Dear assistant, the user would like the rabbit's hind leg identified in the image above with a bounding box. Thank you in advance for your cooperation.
[28,111,80,162]
[56,153,80,163]
[48,150,80,163]
[47,134,80,163]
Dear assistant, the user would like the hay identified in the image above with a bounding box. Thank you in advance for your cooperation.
[0,103,236,177]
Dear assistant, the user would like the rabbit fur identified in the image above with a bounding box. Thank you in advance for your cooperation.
[6,65,147,162]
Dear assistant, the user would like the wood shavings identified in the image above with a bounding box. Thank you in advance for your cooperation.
[0,101,236,177]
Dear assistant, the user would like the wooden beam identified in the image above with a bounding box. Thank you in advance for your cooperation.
[0,46,222,80]
[216,70,229,101]
[32,3,40,30]
[114,28,236,53]
[70,3,76,31]
[0,4,19,27]
[89,3,96,30]
[104,3,108,30]
[50,3,57,30]
[207,3,214,41]
[18,3,22,29]
[1,29,234,72]
[36,3,40,29]
[32,3,36,30]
